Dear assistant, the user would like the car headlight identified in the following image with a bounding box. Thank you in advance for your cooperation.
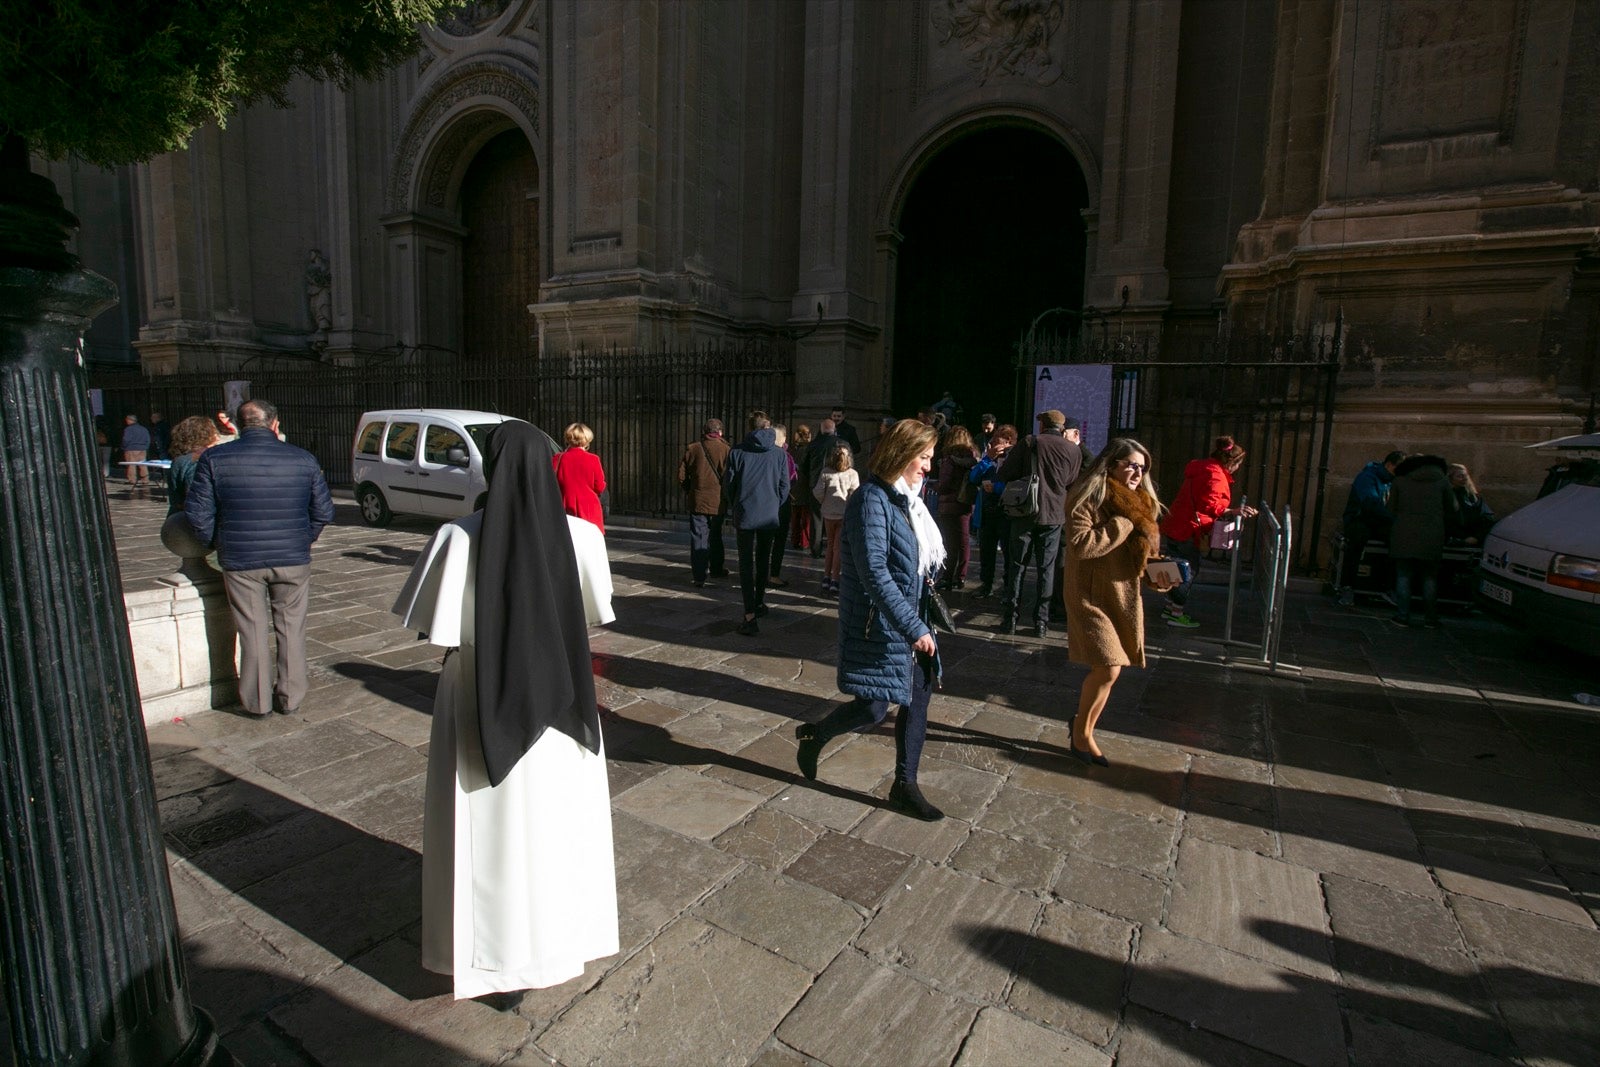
[1548,554,1600,594]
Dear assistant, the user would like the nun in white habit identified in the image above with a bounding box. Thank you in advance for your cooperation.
[393,420,617,999]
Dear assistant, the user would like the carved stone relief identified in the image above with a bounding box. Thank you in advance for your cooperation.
[437,1,513,38]
[932,0,1064,86]
[388,63,540,214]
[1369,0,1528,154]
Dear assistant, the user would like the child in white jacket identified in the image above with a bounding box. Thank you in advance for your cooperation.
[811,445,859,594]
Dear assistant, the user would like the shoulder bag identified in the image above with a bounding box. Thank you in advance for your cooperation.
[999,438,1039,519]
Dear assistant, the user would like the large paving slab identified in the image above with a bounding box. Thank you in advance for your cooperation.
[67,491,1600,1066]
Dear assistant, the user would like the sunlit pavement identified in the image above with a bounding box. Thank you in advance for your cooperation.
[91,484,1600,1065]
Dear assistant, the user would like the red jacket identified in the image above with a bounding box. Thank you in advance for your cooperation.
[1160,458,1233,544]
[553,447,607,533]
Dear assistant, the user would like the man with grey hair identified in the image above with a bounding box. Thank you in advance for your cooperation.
[678,417,732,586]
[187,398,334,717]
[801,416,846,559]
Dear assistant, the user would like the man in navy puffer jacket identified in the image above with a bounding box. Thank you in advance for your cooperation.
[723,411,789,635]
[187,399,335,717]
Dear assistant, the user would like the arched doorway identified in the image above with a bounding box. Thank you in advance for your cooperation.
[459,128,539,360]
[891,126,1089,429]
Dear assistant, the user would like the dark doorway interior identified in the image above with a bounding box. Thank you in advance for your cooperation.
[892,126,1088,431]
[460,128,539,360]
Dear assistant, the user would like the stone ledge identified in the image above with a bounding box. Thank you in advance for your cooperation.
[128,571,237,726]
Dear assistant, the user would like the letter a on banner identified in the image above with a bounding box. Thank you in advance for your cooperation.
[1033,364,1115,456]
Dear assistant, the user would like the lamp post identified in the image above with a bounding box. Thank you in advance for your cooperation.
[0,180,228,1064]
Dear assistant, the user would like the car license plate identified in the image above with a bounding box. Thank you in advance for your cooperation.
[1480,579,1513,605]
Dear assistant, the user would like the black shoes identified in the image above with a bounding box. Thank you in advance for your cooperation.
[1034,620,1048,638]
[754,604,769,618]
[794,724,823,780]
[974,585,992,599]
[888,779,945,821]
[1000,610,1017,635]
[737,617,760,636]
[769,577,789,588]
[1068,733,1110,768]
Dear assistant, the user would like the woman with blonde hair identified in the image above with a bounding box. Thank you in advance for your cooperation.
[795,418,948,819]
[1063,439,1176,766]
[553,422,608,533]
[1447,462,1495,544]
[812,443,859,594]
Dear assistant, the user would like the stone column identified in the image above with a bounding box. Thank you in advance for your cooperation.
[0,264,226,1067]
[1088,0,1184,331]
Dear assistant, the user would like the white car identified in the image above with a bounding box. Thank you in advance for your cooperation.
[351,409,521,525]
[1476,434,1600,655]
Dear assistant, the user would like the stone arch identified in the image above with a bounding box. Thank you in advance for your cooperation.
[876,104,1100,232]
[387,60,541,217]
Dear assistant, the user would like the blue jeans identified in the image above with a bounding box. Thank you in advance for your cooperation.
[1162,536,1201,608]
[808,655,933,783]
[1393,558,1439,622]
[689,513,726,581]
[1003,523,1063,624]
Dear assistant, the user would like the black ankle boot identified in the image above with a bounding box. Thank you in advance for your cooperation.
[999,609,1016,635]
[794,724,824,781]
[888,779,944,821]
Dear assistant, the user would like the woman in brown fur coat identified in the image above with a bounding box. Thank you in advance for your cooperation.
[1063,439,1176,766]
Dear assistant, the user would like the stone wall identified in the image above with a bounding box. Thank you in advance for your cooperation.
[126,575,238,726]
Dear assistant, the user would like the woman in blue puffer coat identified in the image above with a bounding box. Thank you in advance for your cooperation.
[794,418,948,820]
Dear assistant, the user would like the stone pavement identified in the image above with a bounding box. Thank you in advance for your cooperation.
[98,487,1600,1063]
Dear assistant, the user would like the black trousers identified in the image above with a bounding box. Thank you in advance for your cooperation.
[1002,522,1063,624]
[737,527,778,614]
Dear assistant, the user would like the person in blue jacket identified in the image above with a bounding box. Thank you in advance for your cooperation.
[1337,449,1403,605]
[187,399,334,717]
[723,411,791,636]
[793,418,948,821]
[968,423,1017,598]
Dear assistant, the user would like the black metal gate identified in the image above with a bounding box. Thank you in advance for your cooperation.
[88,340,794,517]
[1016,327,1340,573]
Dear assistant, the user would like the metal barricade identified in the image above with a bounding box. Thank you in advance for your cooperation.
[1219,497,1298,672]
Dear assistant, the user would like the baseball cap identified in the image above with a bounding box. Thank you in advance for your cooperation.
[1038,410,1066,428]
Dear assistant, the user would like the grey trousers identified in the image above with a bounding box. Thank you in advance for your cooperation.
[223,564,312,715]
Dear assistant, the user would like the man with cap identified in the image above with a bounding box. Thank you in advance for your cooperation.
[994,409,1082,638]
[678,418,732,586]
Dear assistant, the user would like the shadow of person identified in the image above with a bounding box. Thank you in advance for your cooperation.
[602,712,900,815]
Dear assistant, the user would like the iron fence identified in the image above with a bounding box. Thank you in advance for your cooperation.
[1016,327,1340,573]
[89,341,795,517]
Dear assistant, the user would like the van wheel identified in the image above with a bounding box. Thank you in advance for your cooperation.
[357,484,392,527]
[474,493,488,513]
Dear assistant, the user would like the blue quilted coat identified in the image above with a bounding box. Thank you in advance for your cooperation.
[837,476,931,704]
[186,428,335,571]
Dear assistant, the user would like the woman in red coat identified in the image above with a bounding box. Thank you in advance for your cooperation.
[553,422,608,534]
[1157,435,1255,628]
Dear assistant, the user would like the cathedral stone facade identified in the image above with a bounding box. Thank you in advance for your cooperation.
[54,0,1600,507]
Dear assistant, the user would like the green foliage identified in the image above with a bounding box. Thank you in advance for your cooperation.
[0,1,458,166]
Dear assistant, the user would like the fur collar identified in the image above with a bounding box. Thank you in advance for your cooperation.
[1104,477,1160,555]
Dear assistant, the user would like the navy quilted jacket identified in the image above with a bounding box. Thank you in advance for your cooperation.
[837,477,930,703]
[186,428,335,571]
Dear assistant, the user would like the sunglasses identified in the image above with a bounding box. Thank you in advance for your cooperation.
[1117,459,1147,473]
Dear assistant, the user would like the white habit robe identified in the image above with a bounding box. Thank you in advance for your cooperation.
[393,513,618,998]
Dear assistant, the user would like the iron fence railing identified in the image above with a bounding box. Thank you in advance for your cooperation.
[89,341,795,517]
[1015,327,1341,573]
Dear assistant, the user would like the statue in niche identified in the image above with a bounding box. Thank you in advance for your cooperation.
[437,0,512,37]
[305,249,333,348]
[933,0,1065,86]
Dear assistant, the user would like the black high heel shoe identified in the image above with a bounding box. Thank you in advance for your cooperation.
[1069,731,1111,768]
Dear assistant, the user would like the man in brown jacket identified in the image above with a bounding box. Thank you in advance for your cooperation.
[678,418,732,586]
[995,409,1083,637]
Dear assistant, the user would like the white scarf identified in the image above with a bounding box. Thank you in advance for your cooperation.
[895,476,947,578]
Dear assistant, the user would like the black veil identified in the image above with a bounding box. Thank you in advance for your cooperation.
[474,421,601,786]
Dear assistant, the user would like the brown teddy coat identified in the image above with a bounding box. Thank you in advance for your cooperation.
[1065,477,1160,668]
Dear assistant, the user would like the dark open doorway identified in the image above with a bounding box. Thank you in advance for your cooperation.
[891,126,1088,431]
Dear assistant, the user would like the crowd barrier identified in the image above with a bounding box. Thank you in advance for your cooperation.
[1217,497,1298,673]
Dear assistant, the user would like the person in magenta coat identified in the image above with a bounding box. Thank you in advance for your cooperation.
[553,422,607,534]
[1157,435,1255,628]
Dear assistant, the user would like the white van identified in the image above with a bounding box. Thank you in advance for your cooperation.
[1476,434,1600,656]
[351,409,521,525]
